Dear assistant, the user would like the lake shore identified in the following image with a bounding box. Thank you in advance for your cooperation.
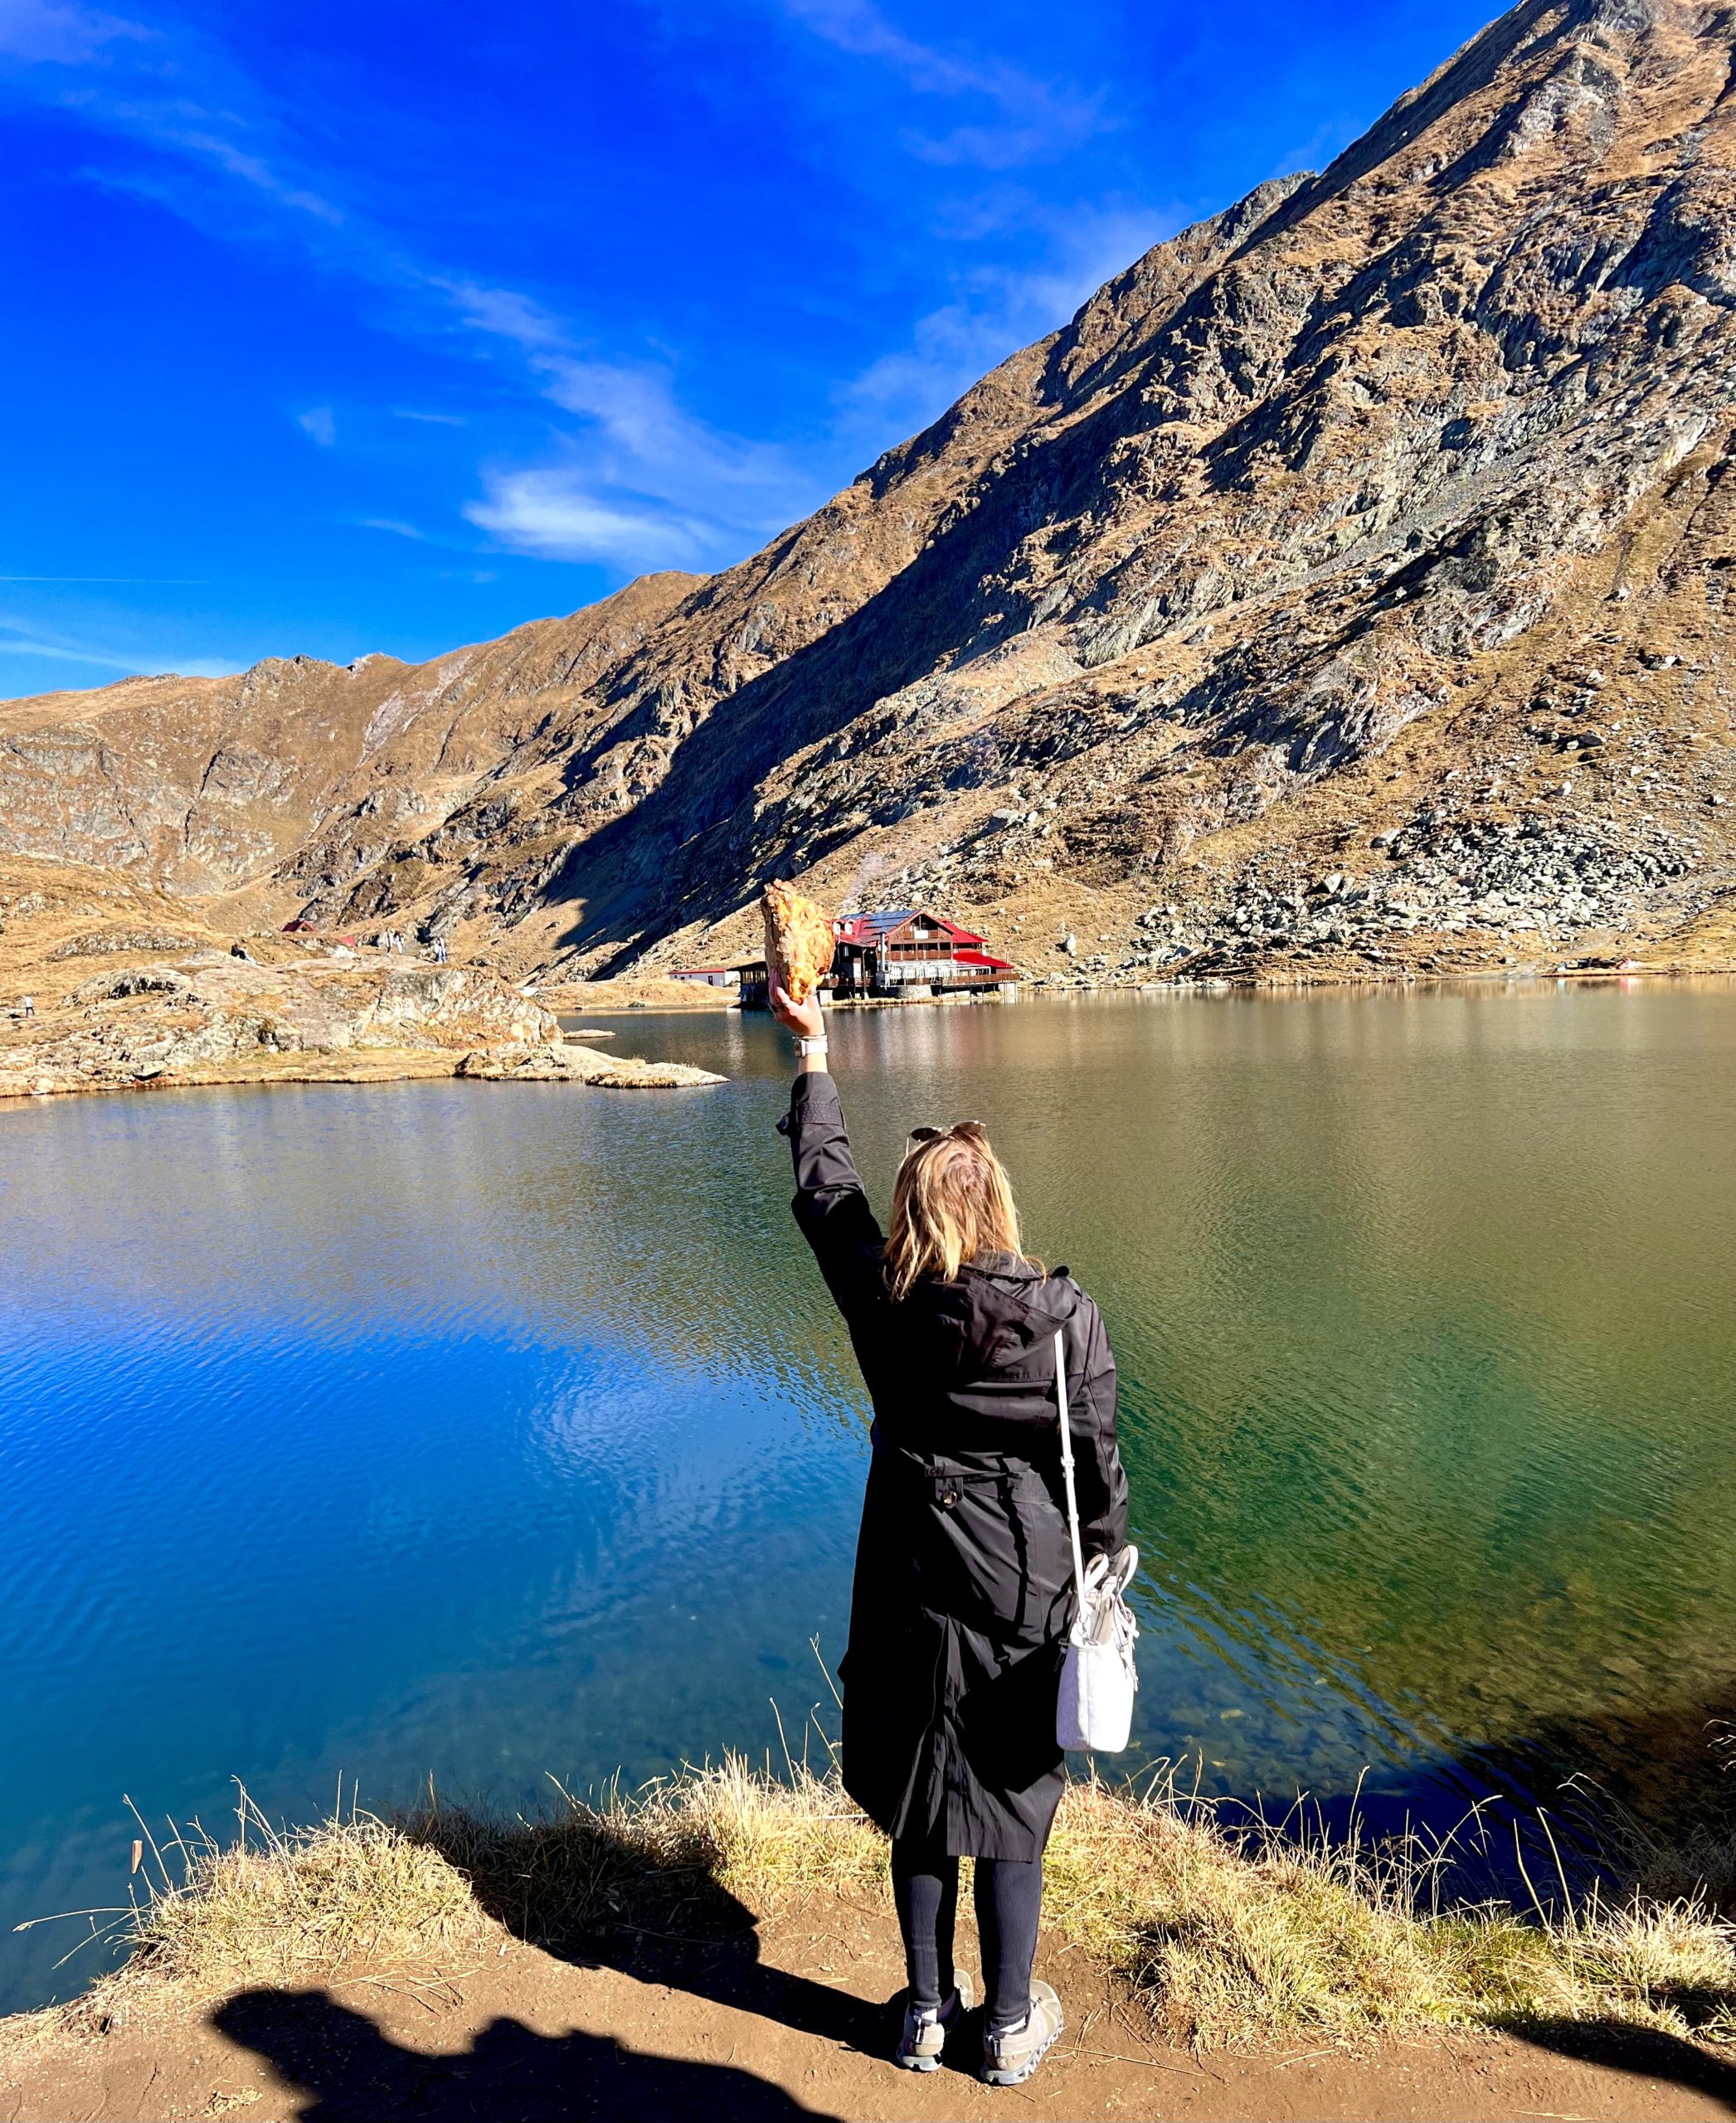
[0,1039,725,1101]
[3,1764,1733,2122]
[4,838,1734,1103]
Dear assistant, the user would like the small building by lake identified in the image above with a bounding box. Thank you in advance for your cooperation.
[738,907,1019,1008]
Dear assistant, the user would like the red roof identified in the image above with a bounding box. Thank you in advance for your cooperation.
[834,910,985,948]
[953,949,1014,971]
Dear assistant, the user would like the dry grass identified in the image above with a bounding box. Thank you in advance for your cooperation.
[400,1758,887,1947]
[1,1790,491,2049]
[1042,1773,1736,2047]
[5,1762,1734,2057]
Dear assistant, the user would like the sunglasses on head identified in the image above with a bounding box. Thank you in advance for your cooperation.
[907,1120,987,1146]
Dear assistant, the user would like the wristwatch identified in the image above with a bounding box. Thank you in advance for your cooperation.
[796,1035,829,1058]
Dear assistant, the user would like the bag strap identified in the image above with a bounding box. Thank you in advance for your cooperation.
[1054,1328,1089,1619]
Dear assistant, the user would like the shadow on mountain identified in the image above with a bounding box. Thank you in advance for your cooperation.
[211,1985,832,2122]
[547,566,1029,969]
[544,367,1174,970]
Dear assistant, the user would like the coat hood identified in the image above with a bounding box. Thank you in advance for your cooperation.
[906,1252,1084,1386]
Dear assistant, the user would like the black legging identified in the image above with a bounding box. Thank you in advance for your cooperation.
[891,1832,1043,2032]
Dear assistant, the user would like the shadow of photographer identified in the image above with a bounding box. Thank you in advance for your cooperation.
[1501,2017,1736,2116]
[212,1985,831,2121]
[208,1803,920,2120]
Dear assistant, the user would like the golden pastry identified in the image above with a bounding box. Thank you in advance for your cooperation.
[761,881,835,1003]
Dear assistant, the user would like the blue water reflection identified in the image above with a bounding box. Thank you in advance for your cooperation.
[3,982,1735,2011]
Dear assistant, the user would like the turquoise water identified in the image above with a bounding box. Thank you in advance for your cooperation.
[2,982,1734,2011]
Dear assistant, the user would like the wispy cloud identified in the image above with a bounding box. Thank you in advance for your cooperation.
[442,280,567,352]
[0,633,141,668]
[439,290,821,566]
[139,121,343,221]
[463,361,815,566]
[842,202,1175,439]
[538,361,806,510]
[0,617,229,680]
[2,0,1160,585]
[4,30,830,574]
[0,0,146,66]
[465,472,706,568]
[357,517,428,542]
[780,0,1106,166]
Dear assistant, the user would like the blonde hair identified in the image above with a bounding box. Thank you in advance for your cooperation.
[883,1122,1034,1300]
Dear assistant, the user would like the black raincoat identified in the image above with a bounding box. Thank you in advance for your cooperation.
[780,1071,1128,1861]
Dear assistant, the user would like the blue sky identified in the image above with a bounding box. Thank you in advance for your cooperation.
[0,0,1496,699]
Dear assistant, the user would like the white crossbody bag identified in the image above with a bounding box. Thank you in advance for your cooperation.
[1053,1329,1140,1752]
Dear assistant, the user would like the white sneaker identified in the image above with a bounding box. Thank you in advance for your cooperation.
[894,1969,975,2072]
[980,1979,1063,2087]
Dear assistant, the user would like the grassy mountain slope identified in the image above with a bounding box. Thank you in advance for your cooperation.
[4,0,1735,990]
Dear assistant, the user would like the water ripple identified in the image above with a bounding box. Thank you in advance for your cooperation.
[2,987,1735,2010]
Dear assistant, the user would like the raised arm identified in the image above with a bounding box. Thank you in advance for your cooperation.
[769,973,883,1312]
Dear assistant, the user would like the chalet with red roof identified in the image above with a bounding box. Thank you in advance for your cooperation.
[738,907,1019,1008]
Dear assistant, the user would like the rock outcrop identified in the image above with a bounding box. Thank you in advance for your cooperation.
[455,1044,724,1087]
[0,946,559,1101]
[3,0,1736,990]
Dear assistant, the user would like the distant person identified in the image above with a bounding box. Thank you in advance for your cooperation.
[19,993,34,1018]
[768,972,1128,2089]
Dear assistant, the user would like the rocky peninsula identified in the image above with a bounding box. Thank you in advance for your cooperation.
[0,857,721,1101]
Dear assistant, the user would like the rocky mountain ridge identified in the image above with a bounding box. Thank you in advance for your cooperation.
[3,0,1736,994]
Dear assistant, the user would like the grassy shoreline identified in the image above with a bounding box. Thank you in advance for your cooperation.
[7,1761,1733,2061]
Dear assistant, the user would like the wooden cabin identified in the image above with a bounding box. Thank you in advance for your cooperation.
[737,907,1019,1008]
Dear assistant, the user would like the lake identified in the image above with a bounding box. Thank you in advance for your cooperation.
[2,979,1734,2013]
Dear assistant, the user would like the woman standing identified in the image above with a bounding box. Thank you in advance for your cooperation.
[770,975,1129,2088]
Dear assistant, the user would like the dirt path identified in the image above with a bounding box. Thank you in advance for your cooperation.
[6,1898,1734,2122]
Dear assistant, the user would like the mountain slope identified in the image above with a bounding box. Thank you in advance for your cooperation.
[4,0,1736,988]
